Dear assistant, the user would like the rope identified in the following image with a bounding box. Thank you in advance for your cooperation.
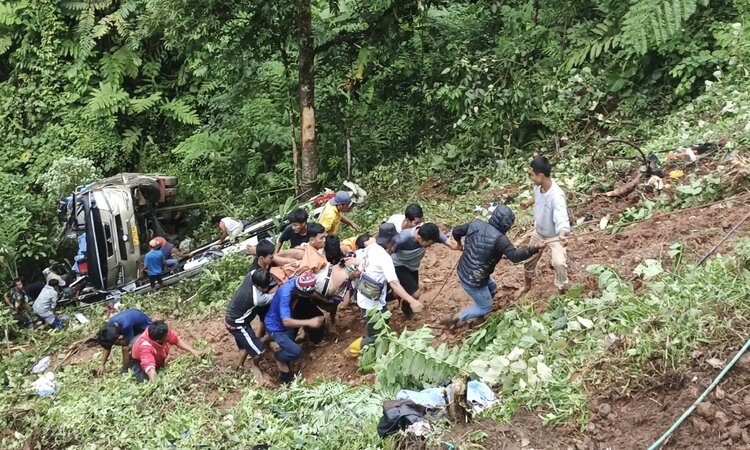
[697,211,750,266]
[647,336,750,450]
[428,258,460,305]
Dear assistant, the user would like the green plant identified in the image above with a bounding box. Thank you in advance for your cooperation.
[359,310,469,390]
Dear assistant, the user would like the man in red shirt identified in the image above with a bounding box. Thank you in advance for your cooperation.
[130,320,204,382]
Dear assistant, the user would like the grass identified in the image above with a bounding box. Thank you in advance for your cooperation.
[461,248,750,426]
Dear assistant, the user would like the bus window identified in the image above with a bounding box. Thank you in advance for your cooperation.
[115,215,128,260]
[103,224,115,257]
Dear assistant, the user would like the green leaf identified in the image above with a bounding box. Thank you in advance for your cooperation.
[633,259,664,280]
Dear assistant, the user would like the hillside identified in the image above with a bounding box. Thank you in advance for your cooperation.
[2,1,750,448]
[2,90,750,447]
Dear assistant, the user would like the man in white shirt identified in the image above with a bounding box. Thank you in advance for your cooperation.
[212,215,244,244]
[516,156,571,298]
[385,204,423,233]
[357,223,423,346]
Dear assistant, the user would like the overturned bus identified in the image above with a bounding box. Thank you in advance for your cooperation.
[58,173,185,293]
[57,174,367,304]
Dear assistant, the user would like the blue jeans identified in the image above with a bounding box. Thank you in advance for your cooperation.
[458,277,497,322]
[269,330,302,363]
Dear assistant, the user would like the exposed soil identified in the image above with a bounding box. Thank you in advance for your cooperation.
[58,156,750,447]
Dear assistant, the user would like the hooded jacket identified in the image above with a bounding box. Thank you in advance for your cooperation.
[452,206,539,287]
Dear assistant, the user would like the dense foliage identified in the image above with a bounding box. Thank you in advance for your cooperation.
[0,0,748,284]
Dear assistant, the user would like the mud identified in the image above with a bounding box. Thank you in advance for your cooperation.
[58,158,750,447]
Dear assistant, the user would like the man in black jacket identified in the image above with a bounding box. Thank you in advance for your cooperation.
[445,205,544,327]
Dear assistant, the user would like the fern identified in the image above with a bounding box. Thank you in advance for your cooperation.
[120,127,142,152]
[99,46,141,84]
[87,81,130,114]
[0,1,29,26]
[621,0,707,55]
[359,311,469,390]
[162,98,200,125]
[565,0,707,70]
[172,132,226,164]
[0,36,11,55]
[129,91,162,114]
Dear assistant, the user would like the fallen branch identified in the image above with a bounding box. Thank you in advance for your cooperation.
[603,172,643,198]
[1,343,31,353]
[58,336,97,366]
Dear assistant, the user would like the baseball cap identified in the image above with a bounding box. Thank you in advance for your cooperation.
[295,272,317,293]
[330,191,351,206]
[375,223,400,248]
[149,239,160,248]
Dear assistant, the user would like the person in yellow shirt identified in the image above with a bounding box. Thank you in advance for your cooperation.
[318,191,360,235]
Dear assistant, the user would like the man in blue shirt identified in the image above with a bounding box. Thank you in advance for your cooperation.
[142,239,166,290]
[96,308,152,376]
[264,272,325,383]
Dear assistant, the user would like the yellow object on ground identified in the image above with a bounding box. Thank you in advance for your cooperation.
[347,337,363,357]
[669,169,685,180]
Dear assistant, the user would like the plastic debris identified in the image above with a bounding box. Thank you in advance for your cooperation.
[32,356,51,374]
[599,214,610,230]
[646,175,664,190]
[74,313,90,324]
[347,337,363,357]
[405,420,432,437]
[466,380,501,413]
[31,372,58,397]
[646,152,663,177]
[396,387,447,409]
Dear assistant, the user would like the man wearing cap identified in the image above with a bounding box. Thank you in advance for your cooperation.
[32,279,63,330]
[96,308,152,376]
[142,239,166,290]
[358,223,423,346]
[318,191,361,235]
[225,268,277,385]
[263,273,325,383]
[152,236,189,267]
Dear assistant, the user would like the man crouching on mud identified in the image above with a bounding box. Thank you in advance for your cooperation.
[443,205,544,328]
[263,273,325,384]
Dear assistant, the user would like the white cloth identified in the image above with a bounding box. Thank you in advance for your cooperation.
[533,181,571,238]
[386,214,405,232]
[221,217,244,239]
[356,243,397,310]
[314,264,334,296]
[250,269,273,307]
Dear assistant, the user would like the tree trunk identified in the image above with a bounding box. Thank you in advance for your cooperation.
[298,0,318,195]
[346,82,353,181]
[279,44,299,191]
